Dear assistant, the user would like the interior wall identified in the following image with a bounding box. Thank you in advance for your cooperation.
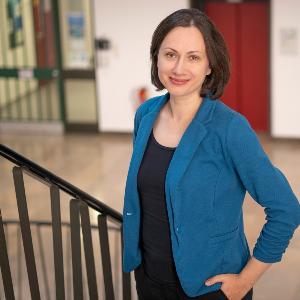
[94,0,189,132]
[271,0,300,137]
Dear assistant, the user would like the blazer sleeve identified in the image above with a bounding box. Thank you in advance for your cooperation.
[226,113,300,263]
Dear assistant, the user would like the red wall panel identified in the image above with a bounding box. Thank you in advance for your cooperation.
[240,3,269,132]
[205,2,269,132]
[205,3,239,111]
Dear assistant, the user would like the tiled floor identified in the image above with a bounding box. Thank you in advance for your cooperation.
[0,131,300,299]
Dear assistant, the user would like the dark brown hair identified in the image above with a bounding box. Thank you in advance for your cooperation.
[150,8,230,99]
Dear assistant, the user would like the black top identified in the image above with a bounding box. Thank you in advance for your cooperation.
[137,129,179,283]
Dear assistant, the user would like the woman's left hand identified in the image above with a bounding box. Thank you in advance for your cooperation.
[205,273,253,300]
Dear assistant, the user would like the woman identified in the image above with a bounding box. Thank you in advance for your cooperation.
[122,8,300,300]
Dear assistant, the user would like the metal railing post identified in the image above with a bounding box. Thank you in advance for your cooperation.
[50,185,66,300]
[0,210,15,300]
[98,214,115,300]
[13,167,41,300]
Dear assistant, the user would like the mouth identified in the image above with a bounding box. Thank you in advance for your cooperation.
[169,77,190,86]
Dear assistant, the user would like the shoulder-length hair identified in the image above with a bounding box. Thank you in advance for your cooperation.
[150,8,230,99]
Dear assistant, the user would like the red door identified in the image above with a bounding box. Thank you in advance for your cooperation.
[205,2,269,132]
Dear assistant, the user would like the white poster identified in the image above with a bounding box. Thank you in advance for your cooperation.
[67,12,89,68]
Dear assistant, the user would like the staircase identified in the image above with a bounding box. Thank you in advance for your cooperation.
[0,144,132,300]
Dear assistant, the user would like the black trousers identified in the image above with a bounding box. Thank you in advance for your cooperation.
[134,262,254,300]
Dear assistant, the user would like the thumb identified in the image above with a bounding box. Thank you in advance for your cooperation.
[205,274,226,286]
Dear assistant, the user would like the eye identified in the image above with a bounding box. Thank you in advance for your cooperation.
[165,52,176,59]
[190,55,200,61]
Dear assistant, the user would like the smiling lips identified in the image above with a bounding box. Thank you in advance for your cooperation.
[169,77,190,85]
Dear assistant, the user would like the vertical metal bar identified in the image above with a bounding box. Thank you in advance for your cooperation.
[45,80,53,120]
[65,226,72,300]
[0,210,15,300]
[113,229,120,299]
[43,0,50,67]
[19,0,32,120]
[51,0,66,124]
[70,199,83,300]
[17,224,23,300]
[37,80,43,120]
[98,214,115,300]
[44,79,53,120]
[11,26,22,120]
[0,8,12,119]
[41,1,53,121]
[4,80,13,119]
[50,185,65,300]
[12,167,41,299]
[79,202,98,299]
[121,226,131,300]
[0,264,3,300]
[2,223,11,297]
[30,1,43,121]
[36,225,51,300]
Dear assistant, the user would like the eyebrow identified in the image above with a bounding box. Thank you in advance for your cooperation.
[162,47,203,54]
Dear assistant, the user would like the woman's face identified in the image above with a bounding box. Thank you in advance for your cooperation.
[157,26,211,99]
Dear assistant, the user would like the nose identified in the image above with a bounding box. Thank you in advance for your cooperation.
[172,56,185,75]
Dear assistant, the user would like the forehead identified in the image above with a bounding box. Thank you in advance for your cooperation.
[160,26,206,51]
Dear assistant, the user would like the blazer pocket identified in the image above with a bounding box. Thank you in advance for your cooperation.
[209,225,239,244]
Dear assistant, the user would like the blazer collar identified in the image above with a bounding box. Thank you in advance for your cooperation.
[131,92,217,201]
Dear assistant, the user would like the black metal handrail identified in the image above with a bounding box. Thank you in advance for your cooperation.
[0,144,122,223]
[0,143,131,300]
[1,220,120,300]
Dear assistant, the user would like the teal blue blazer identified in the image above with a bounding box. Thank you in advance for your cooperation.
[122,92,300,297]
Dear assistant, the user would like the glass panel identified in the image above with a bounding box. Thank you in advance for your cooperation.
[0,0,61,123]
[65,79,97,123]
[0,78,60,121]
[0,0,36,68]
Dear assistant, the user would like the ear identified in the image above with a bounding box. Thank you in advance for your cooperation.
[206,66,211,76]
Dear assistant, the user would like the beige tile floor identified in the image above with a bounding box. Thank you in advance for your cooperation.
[0,131,300,299]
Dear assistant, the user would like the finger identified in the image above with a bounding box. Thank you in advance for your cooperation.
[205,274,227,286]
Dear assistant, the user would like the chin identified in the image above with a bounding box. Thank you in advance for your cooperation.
[169,87,203,99]
[167,90,191,98]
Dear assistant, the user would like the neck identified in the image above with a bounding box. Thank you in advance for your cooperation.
[167,93,203,123]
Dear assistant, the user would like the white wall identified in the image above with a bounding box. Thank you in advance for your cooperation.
[94,0,189,132]
[271,0,300,138]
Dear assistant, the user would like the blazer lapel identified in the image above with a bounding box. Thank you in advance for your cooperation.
[125,94,169,206]
[165,123,207,197]
[166,96,217,197]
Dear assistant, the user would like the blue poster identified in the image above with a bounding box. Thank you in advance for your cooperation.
[68,12,84,39]
[7,0,24,48]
